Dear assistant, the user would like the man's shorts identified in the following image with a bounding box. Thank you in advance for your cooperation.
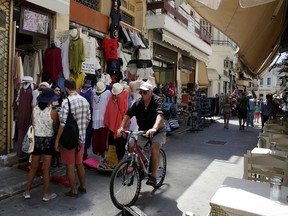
[60,143,84,165]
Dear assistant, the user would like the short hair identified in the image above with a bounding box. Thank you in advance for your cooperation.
[64,78,76,90]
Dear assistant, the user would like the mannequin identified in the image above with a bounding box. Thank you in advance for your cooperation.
[104,83,129,167]
[14,76,34,157]
[91,81,111,166]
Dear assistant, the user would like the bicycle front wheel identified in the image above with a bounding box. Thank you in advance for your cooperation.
[109,159,141,209]
[153,148,167,189]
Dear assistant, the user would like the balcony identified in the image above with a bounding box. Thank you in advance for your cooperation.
[146,1,212,57]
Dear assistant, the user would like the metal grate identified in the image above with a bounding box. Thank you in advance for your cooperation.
[207,140,226,145]
[75,0,99,11]
[0,0,10,154]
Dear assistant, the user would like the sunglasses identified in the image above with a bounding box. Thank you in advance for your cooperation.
[139,90,148,95]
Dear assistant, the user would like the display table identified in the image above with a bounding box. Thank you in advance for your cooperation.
[209,177,288,216]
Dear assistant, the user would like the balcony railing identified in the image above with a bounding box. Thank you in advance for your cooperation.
[211,40,238,51]
[147,1,211,44]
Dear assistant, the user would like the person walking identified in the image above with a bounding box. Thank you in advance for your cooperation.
[117,82,166,187]
[247,93,256,127]
[221,95,232,129]
[55,78,91,197]
[237,90,249,131]
[254,99,261,123]
[23,88,60,201]
[261,94,277,131]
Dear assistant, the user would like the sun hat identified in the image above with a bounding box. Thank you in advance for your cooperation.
[21,76,33,83]
[96,81,106,94]
[37,88,60,103]
[38,81,51,88]
[112,83,124,96]
[137,82,153,91]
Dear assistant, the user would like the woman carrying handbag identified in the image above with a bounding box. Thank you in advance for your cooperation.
[23,88,60,201]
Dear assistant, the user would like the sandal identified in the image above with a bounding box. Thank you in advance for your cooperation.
[64,190,78,198]
[78,186,87,194]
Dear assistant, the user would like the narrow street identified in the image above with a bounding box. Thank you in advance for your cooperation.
[0,117,259,216]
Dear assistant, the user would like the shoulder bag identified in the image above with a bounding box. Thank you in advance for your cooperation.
[60,98,79,150]
[22,125,35,153]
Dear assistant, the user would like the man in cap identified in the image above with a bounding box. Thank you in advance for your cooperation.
[117,82,166,187]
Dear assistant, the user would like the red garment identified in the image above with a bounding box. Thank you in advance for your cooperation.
[104,89,128,139]
[102,38,119,61]
[43,47,62,83]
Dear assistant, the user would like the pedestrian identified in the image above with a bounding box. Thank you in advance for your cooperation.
[247,93,256,127]
[117,82,166,187]
[237,90,249,131]
[214,94,220,116]
[261,94,277,131]
[254,99,261,123]
[221,95,232,129]
[23,88,60,201]
[55,78,91,197]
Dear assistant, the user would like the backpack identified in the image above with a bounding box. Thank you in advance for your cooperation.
[60,98,79,150]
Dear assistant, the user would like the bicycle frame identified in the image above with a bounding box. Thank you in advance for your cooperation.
[125,131,151,177]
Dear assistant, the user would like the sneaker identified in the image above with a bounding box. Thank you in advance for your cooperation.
[23,191,31,199]
[146,175,157,187]
[42,193,57,202]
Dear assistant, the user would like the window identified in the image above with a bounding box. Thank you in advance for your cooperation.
[259,79,263,87]
[267,77,271,86]
[259,94,263,100]
[200,19,212,35]
[75,0,99,11]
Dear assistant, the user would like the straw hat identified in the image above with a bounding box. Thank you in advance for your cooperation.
[96,81,106,94]
[112,83,124,96]
[37,88,60,103]
[38,81,51,89]
[21,76,33,83]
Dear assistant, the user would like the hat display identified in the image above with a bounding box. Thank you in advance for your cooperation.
[37,88,60,103]
[70,29,79,40]
[21,76,34,83]
[112,83,124,96]
[137,82,153,91]
[129,80,144,93]
[96,81,106,94]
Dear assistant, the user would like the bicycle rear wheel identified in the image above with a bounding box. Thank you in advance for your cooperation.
[153,149,167,189]
[109,159,141,209]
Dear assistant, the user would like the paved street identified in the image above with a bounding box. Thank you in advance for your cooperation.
[0,117,259,216]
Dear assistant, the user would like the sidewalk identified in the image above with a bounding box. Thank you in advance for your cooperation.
[0,163,65,201]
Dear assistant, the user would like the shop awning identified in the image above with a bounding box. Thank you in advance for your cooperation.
[162,30,209,63]
[207,68,219,80]
[187,0,288,76]
[162,30,192,53]
[197,61,209,87]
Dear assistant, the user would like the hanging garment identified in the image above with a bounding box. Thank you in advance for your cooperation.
[102,38,119,61]
[43,47,63,83]
[69,38,85,75]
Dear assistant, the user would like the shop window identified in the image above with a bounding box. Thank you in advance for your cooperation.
[75,0,99,11]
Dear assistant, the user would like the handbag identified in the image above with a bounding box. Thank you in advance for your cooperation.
[22,125,35,153]
[60,98,79,150]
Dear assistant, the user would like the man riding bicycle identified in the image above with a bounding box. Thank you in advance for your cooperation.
[117,82,166,187]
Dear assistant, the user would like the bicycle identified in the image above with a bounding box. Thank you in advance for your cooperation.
[109,130,167,210]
